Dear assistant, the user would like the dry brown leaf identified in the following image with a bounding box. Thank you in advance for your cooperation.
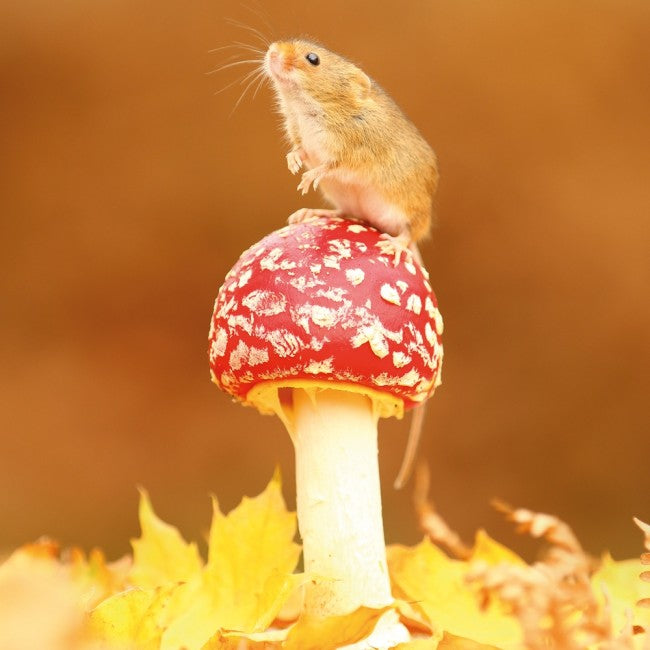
[492,500,583,554]
[413,464,472,561]
[469,504,649,650]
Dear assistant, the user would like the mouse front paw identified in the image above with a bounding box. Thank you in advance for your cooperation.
[286,150,303,175]
[297,168,324,195]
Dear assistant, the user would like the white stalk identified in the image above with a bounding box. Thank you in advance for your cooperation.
[290,387,393,617]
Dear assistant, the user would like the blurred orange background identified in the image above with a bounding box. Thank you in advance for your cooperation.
[1,0,648,562]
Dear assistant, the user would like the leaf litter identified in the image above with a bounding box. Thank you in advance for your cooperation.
[0,467,648,650]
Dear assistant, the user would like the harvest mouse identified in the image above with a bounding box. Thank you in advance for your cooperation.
[263,39,439,488]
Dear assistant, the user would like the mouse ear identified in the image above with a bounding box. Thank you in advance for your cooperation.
[353,70,371,102]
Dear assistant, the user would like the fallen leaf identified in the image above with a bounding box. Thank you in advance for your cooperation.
[159,470,302,650]
[388,538,521,648]
[88,584,183,649]
[394,598,434,636]
[284,606,389,650]
[129,489,203,589]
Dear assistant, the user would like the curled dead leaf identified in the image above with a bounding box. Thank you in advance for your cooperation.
[413,464,472,561]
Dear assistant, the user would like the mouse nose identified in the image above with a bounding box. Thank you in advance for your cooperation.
[267,42,281,59]
[265,43,285,77]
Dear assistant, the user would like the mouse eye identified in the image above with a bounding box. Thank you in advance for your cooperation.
[305,52,320,66]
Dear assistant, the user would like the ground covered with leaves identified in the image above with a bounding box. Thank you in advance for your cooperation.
[0,471,648,650]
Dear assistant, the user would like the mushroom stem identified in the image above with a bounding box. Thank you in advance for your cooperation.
[290,387,393,617]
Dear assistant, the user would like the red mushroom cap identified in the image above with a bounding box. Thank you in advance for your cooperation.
[208,217,443,419]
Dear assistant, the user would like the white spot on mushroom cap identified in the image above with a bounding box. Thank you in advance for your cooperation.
[347,223,368,233]
[404,260,417,276]
[238,268,253,287]
[328,239,352,260]
[229,340,269,371]
[351,325,390,359]
[380,283,401,306]
[260,247,297,271]
[289,275,325,291]
[373,368,421,388]
[209,328,229,361]
[308,336,328,351]
[323,255,340,270]
[216,296,237,320]
[310,263,322,274]
[406,294,422,314]
[345,268,365,286]
[229,340,248,370]
[304,357,334,374]
[227,314,253,334]
[396,280,409,294]
[248,346,269,366]
[242,290,287,316]
[425,322,436,346]
[392,351,411,368]
[265,329,303,357]
[315,287,349,302]
[294,313,311,335]
[310,304,339,328]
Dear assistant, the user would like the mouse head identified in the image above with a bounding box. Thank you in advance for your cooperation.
[264,40,371,112]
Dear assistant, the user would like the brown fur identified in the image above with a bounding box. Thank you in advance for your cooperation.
[264,39,438,244]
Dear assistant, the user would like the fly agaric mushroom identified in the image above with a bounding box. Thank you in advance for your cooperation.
[208,216,443,641]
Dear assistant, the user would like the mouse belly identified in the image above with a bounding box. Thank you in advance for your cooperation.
[319,177,408,238]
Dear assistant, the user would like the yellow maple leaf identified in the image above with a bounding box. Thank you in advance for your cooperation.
[388,536,521,648]
[88,585,170,648]
[88,472,301,650]
[159,470,302,650]
[129,489,203,589]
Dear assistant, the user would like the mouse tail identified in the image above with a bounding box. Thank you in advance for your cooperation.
[394,402,427,489]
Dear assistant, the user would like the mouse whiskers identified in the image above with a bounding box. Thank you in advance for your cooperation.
[208,42,266,116]
[224,17,271,48]
[209,15,273,116]
[230,64,266,116]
